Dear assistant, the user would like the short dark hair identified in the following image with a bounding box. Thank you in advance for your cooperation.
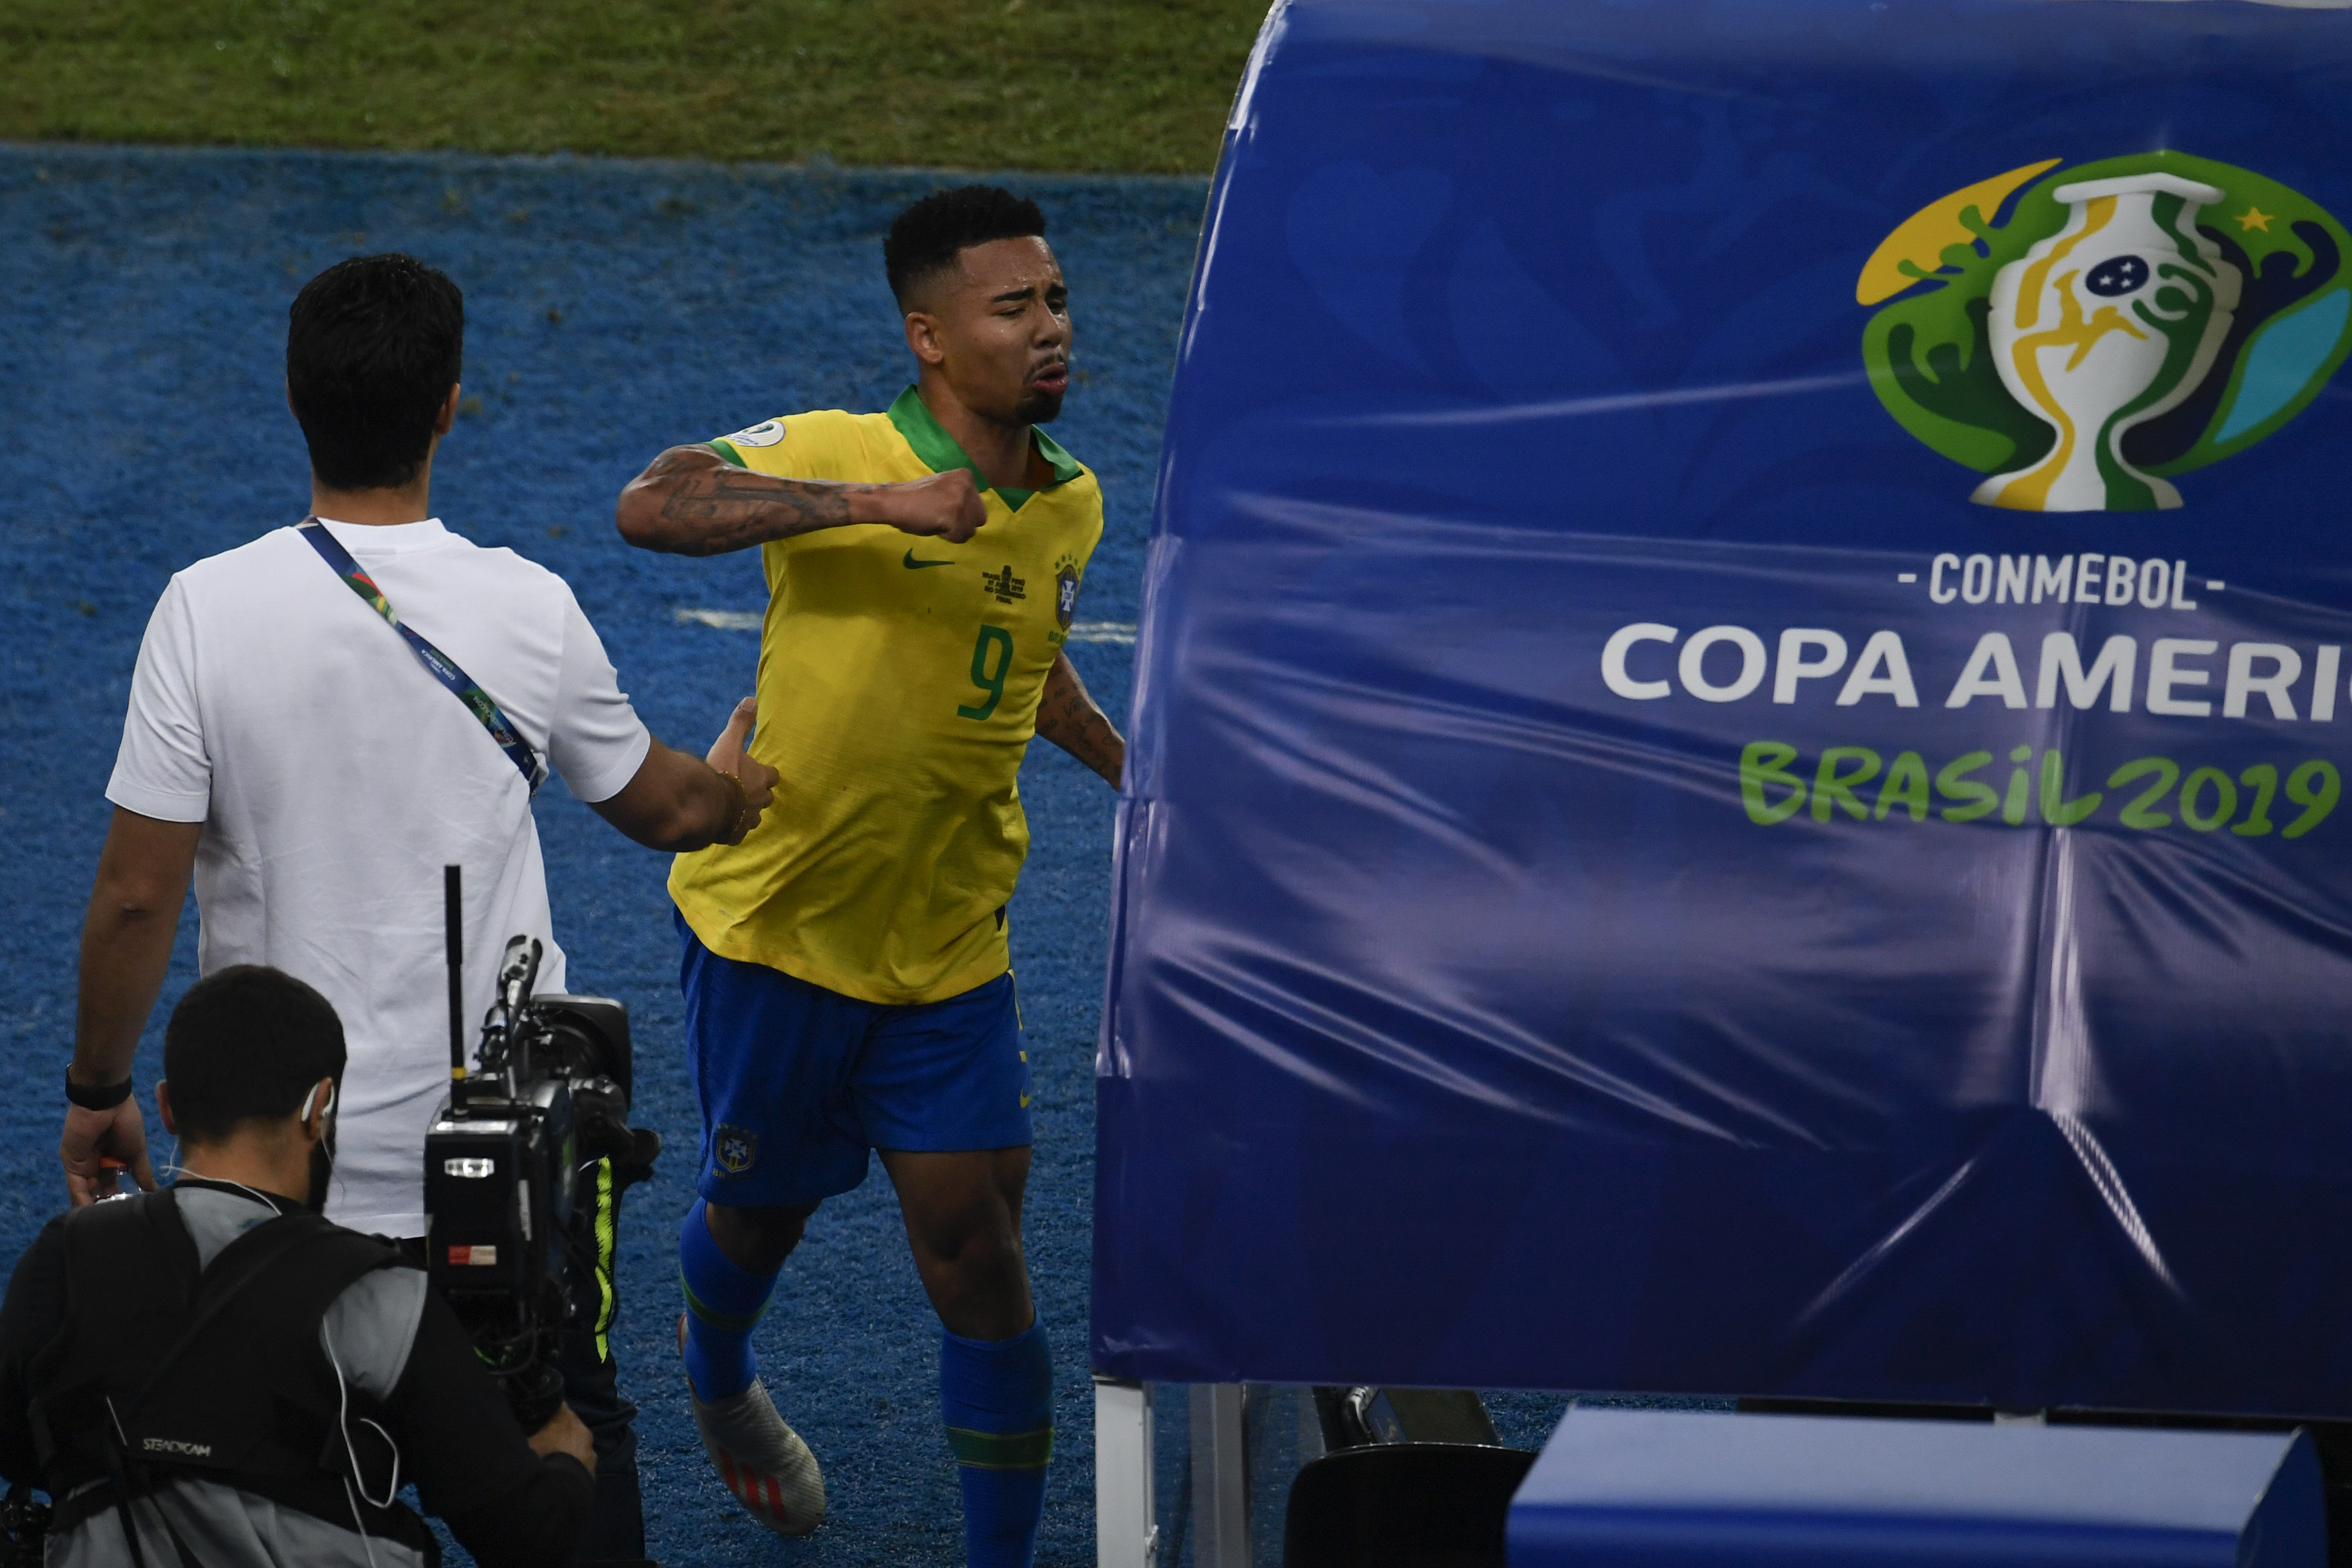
[884,186,1048,309]
[164,966,346,1144]
[286,254,464,491]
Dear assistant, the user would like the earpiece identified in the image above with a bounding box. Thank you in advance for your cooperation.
[301,1079,336,1125]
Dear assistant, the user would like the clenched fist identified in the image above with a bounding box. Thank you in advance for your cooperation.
[877,468,988,544]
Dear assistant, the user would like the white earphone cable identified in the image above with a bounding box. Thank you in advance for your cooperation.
[324,1332,402,1510]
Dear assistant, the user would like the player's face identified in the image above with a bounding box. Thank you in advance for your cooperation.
[931,237,1071,425]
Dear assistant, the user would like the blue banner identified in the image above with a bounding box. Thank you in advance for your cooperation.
[1093,0,2352,1414]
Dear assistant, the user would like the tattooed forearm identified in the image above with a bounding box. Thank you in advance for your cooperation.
[654,468,852,551]
[1036,651,1125,788]
[618,446,863,556]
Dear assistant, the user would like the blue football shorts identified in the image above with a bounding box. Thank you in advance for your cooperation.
[674,909,1034,1208]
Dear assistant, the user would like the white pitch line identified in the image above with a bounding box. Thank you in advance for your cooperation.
[678,608,1138,644]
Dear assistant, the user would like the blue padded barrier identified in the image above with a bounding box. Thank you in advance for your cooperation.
[1508,1407,2323,1568]
[1093,0,2352,1413]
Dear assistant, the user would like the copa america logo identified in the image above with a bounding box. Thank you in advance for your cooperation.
[1861,151,2351,512]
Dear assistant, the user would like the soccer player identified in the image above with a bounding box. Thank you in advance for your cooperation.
[613,186,1122,1565]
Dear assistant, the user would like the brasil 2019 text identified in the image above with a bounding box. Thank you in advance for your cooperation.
[1738,743,2339,838]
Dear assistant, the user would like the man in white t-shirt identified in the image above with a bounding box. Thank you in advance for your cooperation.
[65,256,766,1565]
[59,255,811,1566]
[63,255,782,1226]
[62,253,978,1562]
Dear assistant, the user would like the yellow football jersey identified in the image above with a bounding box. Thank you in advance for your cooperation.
[668,387,1104,1005]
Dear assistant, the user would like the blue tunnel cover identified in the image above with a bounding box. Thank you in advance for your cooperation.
[1093,0,2352,1414]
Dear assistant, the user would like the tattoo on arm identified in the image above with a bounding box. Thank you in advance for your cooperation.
[628,447,861,556]
[1036,653,1125,787]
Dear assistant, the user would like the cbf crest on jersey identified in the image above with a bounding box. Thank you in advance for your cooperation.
[1861,151,2352,512]
[713,1124,757,1176]
[1052,553,1082,631]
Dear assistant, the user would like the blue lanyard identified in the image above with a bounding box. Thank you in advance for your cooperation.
[298,520,546,796]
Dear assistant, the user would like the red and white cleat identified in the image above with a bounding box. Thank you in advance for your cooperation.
[678,1313,826,1536]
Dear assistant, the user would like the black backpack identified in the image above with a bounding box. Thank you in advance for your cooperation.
[25,1189,436,1565]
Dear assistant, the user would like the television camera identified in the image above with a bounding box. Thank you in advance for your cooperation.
[422,867,658,1428]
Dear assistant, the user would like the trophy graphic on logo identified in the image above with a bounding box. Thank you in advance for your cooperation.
[1971,174,2240,512]
[1863,153,2351,512]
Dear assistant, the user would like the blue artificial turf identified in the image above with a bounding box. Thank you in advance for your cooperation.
[0,143,1204,1567]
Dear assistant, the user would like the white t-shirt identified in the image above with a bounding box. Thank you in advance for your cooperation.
[107,518,653,1235]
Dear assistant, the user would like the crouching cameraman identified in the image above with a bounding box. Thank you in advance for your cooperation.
[1,966,595,1568]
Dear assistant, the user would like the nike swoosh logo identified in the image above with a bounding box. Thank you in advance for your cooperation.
[903,549,954,569]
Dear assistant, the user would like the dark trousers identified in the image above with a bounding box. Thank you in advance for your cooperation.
[561,1155,648,1565]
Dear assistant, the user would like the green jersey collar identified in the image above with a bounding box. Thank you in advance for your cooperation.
[886,385,1082,511]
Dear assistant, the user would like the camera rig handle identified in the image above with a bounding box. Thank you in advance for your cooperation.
[444,866,548,1112]
[474,934,547,1101]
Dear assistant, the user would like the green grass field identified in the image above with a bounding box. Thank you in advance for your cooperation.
[0,0,1268,174]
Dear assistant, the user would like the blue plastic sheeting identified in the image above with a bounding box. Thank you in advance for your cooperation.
[1507,1408,2323,1567]
[1091,0,2352,1413]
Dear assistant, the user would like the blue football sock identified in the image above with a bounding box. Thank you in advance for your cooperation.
[678,1199,777,1401]
[940,1321,1053,1568]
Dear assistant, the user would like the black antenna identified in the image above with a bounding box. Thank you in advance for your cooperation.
[445,864,468,1109]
